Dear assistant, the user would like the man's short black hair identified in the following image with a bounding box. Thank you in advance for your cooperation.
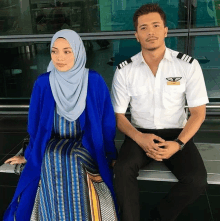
[133,3,167,30]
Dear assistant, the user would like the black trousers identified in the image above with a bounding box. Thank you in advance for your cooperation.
[114,128,207,221]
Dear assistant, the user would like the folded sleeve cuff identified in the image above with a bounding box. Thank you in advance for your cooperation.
[187,97,209,107]
[113,106,127,113]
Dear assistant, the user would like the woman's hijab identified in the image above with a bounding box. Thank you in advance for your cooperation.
[47,29,89,121]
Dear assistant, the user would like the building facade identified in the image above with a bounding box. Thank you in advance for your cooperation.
[0,0,219,108]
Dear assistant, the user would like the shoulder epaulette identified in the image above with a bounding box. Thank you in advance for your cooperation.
[177,52,194,64]
[117,58,132,69]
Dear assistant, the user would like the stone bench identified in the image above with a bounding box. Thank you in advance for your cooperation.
[1,142,220,185]
[115,141,220,185]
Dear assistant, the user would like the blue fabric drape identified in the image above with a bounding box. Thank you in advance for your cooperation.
[3,70,118,221]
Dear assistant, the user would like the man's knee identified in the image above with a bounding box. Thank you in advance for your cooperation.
[114,157,140,179]
[181,171,207,191]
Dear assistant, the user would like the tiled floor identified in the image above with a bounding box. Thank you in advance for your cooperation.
[0,186,17,219]
[208,195,220,221]
[138,180,215,221]
[0,114,220,220]
[139,190,213,221]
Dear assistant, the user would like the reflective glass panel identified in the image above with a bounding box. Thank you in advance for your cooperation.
[0,0,187,35]
[111,0,187,31]
[190,35,220,99]
[0,36,186,99]
[192,0,220,28]
[0,42,50,98]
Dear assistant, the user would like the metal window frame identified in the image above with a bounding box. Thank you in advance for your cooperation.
[0,30,189,42]
[0,104,219,116]
[0,105,219,109]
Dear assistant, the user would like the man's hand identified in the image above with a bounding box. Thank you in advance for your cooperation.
[135,132,166,161]
[4,156,26,165]
[147,141,180,160]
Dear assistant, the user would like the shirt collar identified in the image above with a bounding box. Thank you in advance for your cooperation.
[163,47,173,62]
[135,47,173,66]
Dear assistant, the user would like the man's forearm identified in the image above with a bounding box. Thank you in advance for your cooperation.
[115,113,141,142]
[178,113,205,144]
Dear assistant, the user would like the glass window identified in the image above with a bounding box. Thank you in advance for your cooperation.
[0,0,187,36]
[192,0,220,28]
[190,35,220,99]
[89,36,187,89]
[111,0,187,31]
[0,42,50,98]
[0,36,186,100]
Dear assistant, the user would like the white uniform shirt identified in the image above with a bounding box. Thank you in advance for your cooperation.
[111,48,209,129]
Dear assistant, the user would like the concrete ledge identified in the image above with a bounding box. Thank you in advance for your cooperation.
[116,141,220,185]
[138,161,220,184]
[1,142,220,184]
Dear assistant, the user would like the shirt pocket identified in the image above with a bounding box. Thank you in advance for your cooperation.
[162,83,186,108]
[128,85,151,111]
[164,83,185,94]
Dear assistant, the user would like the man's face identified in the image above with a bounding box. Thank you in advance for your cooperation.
[135,12,168,51]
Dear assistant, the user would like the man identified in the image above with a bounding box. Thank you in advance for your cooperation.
[111,3,209,221]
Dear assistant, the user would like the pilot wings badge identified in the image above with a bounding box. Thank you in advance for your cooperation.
[166,77,182,85]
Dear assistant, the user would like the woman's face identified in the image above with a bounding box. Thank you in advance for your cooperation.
[51,38,75,72]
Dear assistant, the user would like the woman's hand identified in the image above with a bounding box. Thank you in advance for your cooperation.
[4,156,26,165]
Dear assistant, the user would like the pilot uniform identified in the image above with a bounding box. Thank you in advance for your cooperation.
[111,47,209,221]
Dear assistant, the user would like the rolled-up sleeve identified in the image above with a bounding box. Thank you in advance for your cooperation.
[111,68,130,113]
[185,59,209,107]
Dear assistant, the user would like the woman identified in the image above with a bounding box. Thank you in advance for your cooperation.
[4,29,118,221]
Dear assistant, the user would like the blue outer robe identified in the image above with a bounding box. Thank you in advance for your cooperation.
[3,70,118,221]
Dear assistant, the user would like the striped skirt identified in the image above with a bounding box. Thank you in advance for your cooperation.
[30,137,117,221]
